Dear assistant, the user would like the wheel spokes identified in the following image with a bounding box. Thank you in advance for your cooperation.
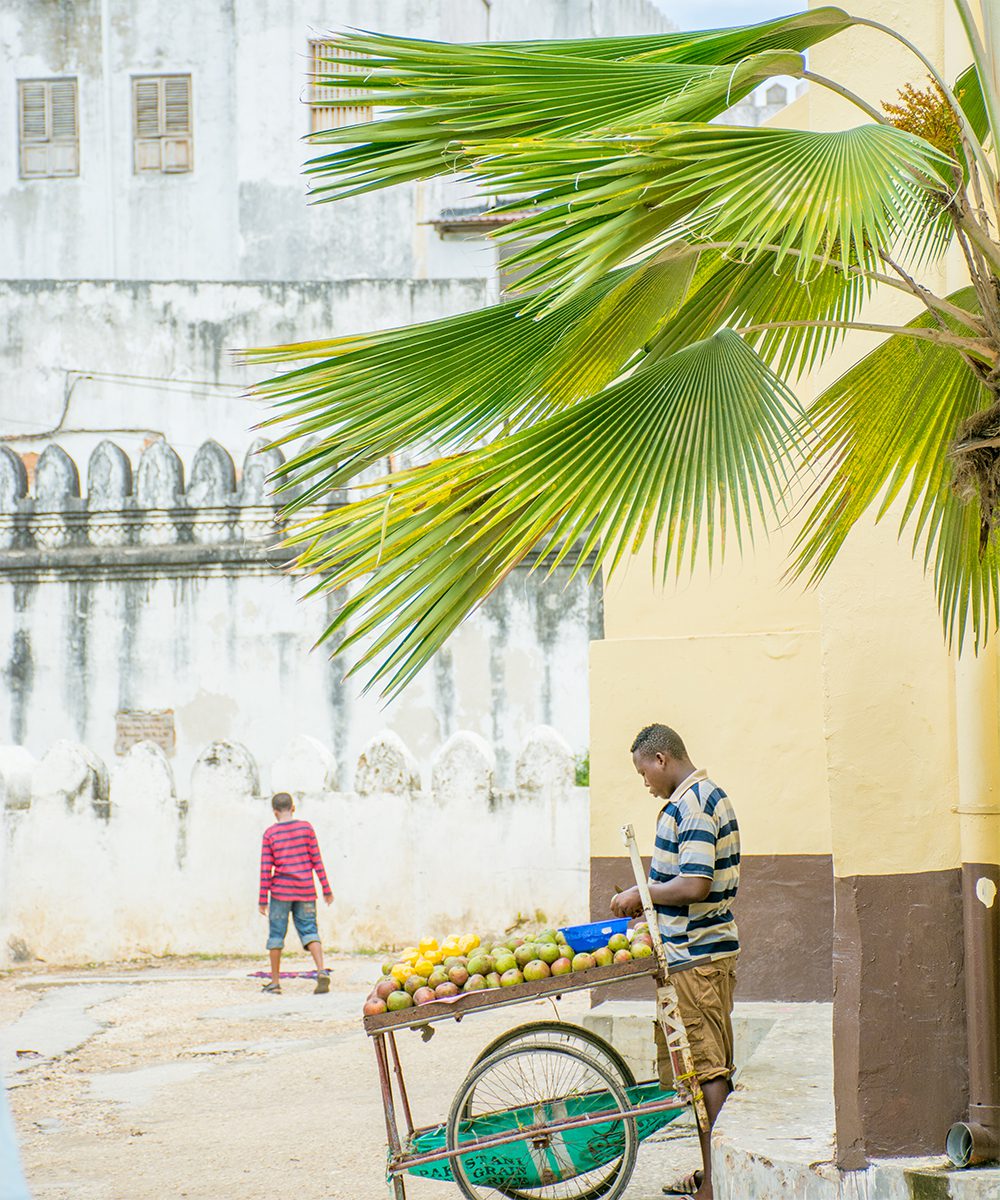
[447,1043,639,1200]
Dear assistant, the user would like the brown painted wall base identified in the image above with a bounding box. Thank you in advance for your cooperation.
[833,869,968,1168]
[589,853,834,1002]
[736,854,833,1001]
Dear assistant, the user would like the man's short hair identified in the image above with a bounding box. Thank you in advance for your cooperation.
[272,792,294,812]
[630,723,687,761]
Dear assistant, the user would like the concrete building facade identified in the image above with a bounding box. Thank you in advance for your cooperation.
[0,0,785,462]
[0,434,602,784]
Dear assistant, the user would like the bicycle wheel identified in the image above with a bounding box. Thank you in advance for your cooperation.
[446,1043,639,1200]
[472,1023,636,1090]
[463,1039,632,1200]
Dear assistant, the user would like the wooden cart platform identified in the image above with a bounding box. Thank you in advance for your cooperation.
[362,956,659,1036]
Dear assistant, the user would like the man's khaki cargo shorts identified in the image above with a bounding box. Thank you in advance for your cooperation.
[654,956,737,1086]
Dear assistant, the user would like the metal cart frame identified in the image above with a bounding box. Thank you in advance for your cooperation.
[362,823,706,1197]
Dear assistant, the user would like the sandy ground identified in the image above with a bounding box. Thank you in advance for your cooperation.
[2,955,698,1200]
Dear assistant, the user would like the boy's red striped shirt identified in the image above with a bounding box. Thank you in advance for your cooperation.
[258,819,332,904]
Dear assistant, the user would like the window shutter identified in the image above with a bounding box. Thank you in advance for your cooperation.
[133,75,191,174]
[134,78,162,139]
[162,76,190,134]
[310,40,332,101]
[134,139,162,172]
[48,143,79,174]
[20,82,49,141]
[49,80,77,139]
[308,40,373,133]
[19,79,78,178]
[162,138,191,172]
[21,146,51,176]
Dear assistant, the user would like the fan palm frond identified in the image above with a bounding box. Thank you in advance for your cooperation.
[304,8,855,202]
[282,331,805,696]
[246,246,699,503]
[790,287,1000,647]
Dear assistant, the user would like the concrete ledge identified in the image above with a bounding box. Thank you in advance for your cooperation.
[713,1002,836,1200]
[581,998,779,1084]
[586,999,1000,1199]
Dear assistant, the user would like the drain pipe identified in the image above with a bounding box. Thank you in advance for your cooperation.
[947,648,1000,1167]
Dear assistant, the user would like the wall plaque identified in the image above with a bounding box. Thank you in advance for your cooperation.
[115,708,176,756]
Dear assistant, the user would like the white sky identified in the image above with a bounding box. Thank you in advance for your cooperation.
[653,0,801,29]
[651,1,807,103]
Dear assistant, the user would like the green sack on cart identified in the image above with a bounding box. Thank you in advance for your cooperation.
[406,1082,684,1186]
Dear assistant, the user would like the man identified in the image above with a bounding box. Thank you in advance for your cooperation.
[610,723,740,1200]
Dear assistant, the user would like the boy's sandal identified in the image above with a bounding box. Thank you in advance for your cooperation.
[313,971,331,995]
[261,981,282,994]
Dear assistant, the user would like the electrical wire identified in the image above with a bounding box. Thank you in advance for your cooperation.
[0,368,255,443]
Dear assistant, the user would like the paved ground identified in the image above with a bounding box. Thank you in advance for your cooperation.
[2,956,699,1200]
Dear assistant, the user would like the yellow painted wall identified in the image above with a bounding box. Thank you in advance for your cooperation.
[590,0,973,878]
[591,630,831,858]
[807,0,963,876]
[602,527,819,642]
[814,500,961,876]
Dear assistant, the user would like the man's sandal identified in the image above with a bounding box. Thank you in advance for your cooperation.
[661,1169,703,1196]
[314,971,330,995]
[261,981,282,994]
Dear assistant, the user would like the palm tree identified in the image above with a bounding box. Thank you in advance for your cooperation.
[246,4,1000,698]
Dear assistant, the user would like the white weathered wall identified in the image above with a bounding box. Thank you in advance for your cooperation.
[0,435,599,785]
[0,0,673,283]
[0,277,491,463]
[0,731,589,964]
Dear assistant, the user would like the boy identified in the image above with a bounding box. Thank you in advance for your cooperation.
[258,792,334,995]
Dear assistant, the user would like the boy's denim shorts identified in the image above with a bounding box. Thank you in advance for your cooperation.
[267,899,320,950]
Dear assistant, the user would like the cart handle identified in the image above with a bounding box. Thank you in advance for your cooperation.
[621,822,671,976]
[620,822,710,1134]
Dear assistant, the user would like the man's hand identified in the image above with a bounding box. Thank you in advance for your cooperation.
[258,905,267,916]
[323,894,334,906]
[610,886,643,919]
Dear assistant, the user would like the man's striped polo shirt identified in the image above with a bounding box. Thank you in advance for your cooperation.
[649,768,740,971]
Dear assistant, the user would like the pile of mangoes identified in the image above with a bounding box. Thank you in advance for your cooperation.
[363,924,654,1014]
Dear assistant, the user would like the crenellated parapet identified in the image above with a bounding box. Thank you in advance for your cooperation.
[0,728,588,963]
[0,438,326,577]
[1,727,578,820]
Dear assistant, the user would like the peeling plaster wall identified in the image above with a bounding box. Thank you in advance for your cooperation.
[0,732,588,962]
[0,1,664,767]
[0,437,600,787]
[0,277,490,461]
[0,565,599,788]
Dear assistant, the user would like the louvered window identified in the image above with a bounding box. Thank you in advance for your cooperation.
[18,79,79,178]
[133,75,192,174]
[308,41,373,132]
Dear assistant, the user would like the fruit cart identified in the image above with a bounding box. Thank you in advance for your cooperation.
[362,825,707,1200]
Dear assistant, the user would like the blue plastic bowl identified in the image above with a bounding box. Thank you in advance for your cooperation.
[559,918,631,954]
